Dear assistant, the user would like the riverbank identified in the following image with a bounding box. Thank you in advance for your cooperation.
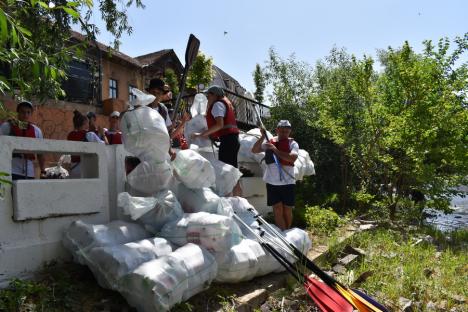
[1,222,466,311]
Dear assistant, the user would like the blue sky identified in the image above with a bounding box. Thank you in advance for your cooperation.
[86,0,467,94]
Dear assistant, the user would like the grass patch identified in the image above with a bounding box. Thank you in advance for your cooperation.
[323,226,468,310]
[0,261,131,312]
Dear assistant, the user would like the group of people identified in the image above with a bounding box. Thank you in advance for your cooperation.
[0,78,300,229]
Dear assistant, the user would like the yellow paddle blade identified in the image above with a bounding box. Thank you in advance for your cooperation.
[348,289,385,312]
[335,284,375,312]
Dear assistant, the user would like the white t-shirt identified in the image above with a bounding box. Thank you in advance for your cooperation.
[261,137,299,186]
[211,101,226,118]
[0,121,43,177]
[155,103,172,128]
[85,131,105,143]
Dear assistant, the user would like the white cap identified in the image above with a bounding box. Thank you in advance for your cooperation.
[110,111,120,118]
[277,120,291,128]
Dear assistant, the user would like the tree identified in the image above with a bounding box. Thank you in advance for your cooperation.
[186,52,213,91]
[164,68,179,99]
[0,0,145,101]
[264,36,468,221]
[253,63,265,103]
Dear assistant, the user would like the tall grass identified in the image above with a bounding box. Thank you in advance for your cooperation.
[329,227,467,310]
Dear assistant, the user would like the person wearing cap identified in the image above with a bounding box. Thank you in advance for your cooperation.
[251,120,299,230]
[87,111,109,144]
[105,111,122,145]
[146,78,173,130]
[0,101,45,180]
[191,85,242,195]
[67,110,105,178]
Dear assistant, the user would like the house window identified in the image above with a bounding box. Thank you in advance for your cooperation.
[61,59,93,103]
[109,79,118,98]
[128,84,137,101]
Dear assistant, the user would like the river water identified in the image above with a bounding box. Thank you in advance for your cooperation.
[424,192,468,232]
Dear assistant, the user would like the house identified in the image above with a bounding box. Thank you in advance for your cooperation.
[212,65,247,96]
[2,31,183,141]
[210,65,269,130]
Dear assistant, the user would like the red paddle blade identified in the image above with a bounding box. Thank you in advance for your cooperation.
[305,277,354,312]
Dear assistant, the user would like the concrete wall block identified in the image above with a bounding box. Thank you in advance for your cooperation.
[13,179,104,221]
[0,136,111,286]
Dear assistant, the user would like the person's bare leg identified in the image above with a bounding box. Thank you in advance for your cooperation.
[273,202,286,230]
[283,205,293,229]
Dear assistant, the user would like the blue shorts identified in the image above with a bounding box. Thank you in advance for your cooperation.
[266,183,295,207]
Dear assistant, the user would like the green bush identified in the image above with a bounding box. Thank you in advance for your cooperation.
[304,205,346,236]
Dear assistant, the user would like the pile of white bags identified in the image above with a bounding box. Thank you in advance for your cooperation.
[62,220,151,264]
[61,101,317,311]
[85,237,173,289]
[118,191,183,234]
[120,106,169,162]
[120,243,217,312]
[171,149,215,189]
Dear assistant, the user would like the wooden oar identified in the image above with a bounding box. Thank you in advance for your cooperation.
[233,213,354,312]
[250,210,389,312]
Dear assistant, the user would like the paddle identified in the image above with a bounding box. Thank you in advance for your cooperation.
[252,105,285,180]
[171,34,200,122]
[232,213,353,312]
[249,209,389,312]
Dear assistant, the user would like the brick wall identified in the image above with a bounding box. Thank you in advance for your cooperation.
[3,99,111,141]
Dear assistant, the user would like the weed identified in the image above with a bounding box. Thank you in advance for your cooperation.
[217,294,237,312]
[305,205,346,236]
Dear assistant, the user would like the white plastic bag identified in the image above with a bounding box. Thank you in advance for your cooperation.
[238,128,272,163]
[159,212,243,260]
[190,93,208,117]
[294,149,315,180]
[227,196,258,229]
[209,158,243,196]
[282,227,312,262]
[120,106,170,161]
[120,252,188,311]
[184,115,211,149]
[117,190,183,233]
[44,154,71,179]
[62,220,151,264]
[171,244,218,301]
[129,88,156,107]
[174,183,232,215]
[126,159,173,196]
[120,243,217,312]
[215,238,261,283]
[85,237,173,289]
[172,149,215,189]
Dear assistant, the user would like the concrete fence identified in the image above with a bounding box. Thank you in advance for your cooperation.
[0,136,131,286]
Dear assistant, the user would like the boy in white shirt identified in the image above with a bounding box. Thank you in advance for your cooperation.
[252,120,299,230]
